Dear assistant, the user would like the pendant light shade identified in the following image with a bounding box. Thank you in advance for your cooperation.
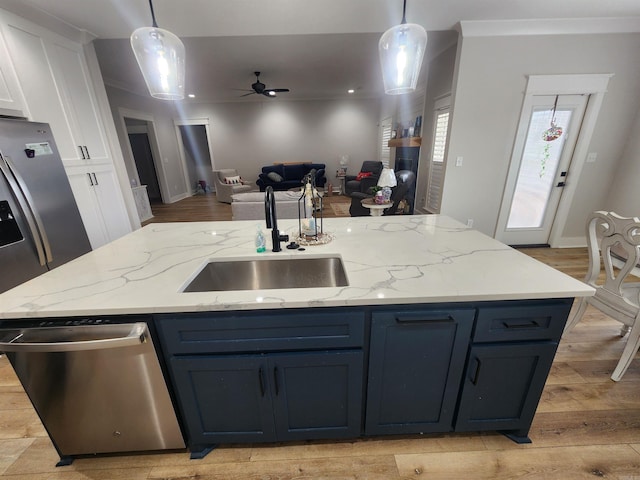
[379,1,427,95]
[131,1,185,100]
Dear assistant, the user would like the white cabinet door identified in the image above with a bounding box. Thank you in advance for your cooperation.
[46,40,109,164]
[66,167,109,249]
[1,21,81,163]
[0,27,25,116]
[66,164,131,249]
[91,165,131,242]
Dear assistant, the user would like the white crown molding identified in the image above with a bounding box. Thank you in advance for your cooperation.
[459,17,640,37]
[0,2,96,44]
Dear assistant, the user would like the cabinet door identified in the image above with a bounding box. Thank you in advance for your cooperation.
[0,27,25,116]
[455,342,558,438]
[2,22,80,162]
[169,355,276,446]
[45,40,109,163]
[65,164,131,249]
[65,166,108,249]
[365,308,474,435]
[91,165,131,242]
[271,351,363,441]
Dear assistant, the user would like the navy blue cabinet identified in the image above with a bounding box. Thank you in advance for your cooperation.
[365,308,475,435]
[454,299,572,442]
[156,309,365,456]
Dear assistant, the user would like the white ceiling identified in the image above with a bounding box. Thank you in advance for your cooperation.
[5,0,640,103]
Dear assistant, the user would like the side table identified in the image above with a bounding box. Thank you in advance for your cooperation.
[361,198,392,216]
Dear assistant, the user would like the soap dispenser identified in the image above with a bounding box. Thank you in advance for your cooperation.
[255,224,266,253]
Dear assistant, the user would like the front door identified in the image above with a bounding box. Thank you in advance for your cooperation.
[496,94,588,245]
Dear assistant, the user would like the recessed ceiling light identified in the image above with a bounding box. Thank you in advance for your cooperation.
[348,89,355,94]
[188,93,195,98]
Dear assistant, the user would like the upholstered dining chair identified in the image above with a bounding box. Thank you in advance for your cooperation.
[213,169,253,203]
[563,211,640,381]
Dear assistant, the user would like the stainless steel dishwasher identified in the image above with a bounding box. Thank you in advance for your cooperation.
[0,321,185,465]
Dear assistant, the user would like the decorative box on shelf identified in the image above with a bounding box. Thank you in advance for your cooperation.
[388,137,422,148]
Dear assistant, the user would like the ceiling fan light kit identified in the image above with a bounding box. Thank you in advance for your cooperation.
[241,72,290,98]
[379,0,427,95]
[131,0,186,100]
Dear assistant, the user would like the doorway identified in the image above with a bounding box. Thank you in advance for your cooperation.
[496,94,588,245]
[174,118,216,195]
[118,108,169,206]
[495,74,612,247]
[126,120,162,203]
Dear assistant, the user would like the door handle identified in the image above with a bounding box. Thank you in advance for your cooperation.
[0,156,47,266]
[0,323,147,353]
[2,155,53,263]
[556,182,566,187]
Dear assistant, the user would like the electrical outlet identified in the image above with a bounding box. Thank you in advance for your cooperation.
[466,219,473,228]
[456,156,464,167]
[586,152,597,163]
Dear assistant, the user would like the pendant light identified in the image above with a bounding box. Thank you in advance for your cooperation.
[378,0,427,95]
[130,0,185,100]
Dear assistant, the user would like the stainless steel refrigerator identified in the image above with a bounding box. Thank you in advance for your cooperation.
[0,119,91,293]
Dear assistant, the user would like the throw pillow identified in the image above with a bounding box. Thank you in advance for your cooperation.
[356,171,373,181]
[267,171,283,182]
[224,175,242,184]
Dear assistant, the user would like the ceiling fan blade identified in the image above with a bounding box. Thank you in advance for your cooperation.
[240,92,256,97]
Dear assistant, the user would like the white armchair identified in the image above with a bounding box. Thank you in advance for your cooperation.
[213,169,254,203]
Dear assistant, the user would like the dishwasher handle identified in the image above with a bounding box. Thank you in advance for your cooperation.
[0,323,148,353]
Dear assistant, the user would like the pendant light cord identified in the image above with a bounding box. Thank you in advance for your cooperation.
[148,0,158,28]
[401,0,407,24]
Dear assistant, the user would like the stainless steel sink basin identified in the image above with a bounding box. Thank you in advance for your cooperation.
[182,256,348,292]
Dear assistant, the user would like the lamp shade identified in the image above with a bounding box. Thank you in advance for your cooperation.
[131,26,185,100]
[377,168,397,188]
[378,22,427,95]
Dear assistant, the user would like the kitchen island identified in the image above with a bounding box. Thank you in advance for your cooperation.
[0,215,594,460]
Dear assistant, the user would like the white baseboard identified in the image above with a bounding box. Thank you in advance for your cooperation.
[554,236,587,248]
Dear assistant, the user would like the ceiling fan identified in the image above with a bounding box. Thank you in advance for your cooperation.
[240,71,290,98]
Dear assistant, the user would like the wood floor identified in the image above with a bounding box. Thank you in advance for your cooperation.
[1,194,639,479]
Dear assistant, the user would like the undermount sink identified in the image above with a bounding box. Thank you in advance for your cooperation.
[182,256,349,292]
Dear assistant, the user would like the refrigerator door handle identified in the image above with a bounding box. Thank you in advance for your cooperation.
[0,323,147,353]
[2,156,53,264]
[0,156,47,266]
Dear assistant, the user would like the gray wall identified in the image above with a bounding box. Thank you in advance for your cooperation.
[442,31,640,241]
[606,107,640,217]
[106,88,380,200]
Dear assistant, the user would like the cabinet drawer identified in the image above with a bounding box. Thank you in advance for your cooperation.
[155,309,365,354]
[473,299,572,343]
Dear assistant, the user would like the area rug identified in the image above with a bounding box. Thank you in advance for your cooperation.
[331,202,351,217]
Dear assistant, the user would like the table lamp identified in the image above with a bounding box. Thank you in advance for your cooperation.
[377,168,397,203]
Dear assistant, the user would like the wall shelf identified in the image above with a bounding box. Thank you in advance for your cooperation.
[388,137,422,148]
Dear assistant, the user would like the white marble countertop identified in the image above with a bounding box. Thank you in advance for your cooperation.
[0,215,594,319]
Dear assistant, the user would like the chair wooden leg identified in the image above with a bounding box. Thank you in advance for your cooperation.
[620,324,631,337]
[563,298,588,336]
[611,314,640,381]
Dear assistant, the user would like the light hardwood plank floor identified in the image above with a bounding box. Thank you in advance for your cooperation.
[1,197,639,479]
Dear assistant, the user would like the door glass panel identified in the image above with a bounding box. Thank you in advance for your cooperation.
[506,108,573,229]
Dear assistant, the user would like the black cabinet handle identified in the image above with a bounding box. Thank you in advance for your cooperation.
[84,146,91,159]
[258,368,265,397]
[273,367,279,396]
[87,173,94,186]
[556,182,566,187]
[92,173,99,186]
[502,320,540,329]
[395,312,454,323]
[79,146,86,160]
[470,357,481,385]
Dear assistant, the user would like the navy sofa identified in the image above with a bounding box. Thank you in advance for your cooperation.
[256,163,326,191]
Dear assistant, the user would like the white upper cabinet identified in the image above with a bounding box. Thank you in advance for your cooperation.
[0,27,25,116]
[0,14,109,165]
[46,40,109,164]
